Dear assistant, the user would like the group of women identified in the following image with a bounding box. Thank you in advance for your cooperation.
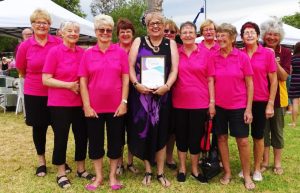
[16,8,291,191]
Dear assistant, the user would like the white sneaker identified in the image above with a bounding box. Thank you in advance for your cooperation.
[252,171,263,181]
[238,170,244,178]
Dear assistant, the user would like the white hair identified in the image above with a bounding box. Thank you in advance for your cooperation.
[260,17,285,42]
[94,14,114,30]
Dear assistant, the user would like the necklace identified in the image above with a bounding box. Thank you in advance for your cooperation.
[147,36,160,53]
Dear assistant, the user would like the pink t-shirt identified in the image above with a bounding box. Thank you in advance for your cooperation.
[198,40,220,53]
[173,46,214,109]
[43,44,84,107]
[209,48,253,109]
[78,44,129,113]
[241,44,277,101]
[16,35,62,96]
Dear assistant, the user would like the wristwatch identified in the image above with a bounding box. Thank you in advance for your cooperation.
[133,81,139,87]
[122,99,128,104]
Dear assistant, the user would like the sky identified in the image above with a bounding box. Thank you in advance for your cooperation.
[80,0,299,27]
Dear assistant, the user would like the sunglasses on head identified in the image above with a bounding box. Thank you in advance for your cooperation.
[164,29,176,34]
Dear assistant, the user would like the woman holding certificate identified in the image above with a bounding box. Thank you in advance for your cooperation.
[128,12,178,187]
[172,21,215,183]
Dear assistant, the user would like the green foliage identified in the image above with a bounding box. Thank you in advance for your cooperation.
[110,0,147,42]
[52,0,86,18]
[282,12,300,29]
[0,36,18,53]
[90,0,125,16]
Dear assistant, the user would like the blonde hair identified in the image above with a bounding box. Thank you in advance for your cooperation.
[200,19,217,35]
[30,8,51,25]
[62,21,80,33]
[145,12,165,26]
[94,14,114,30]
[164,19,179,33]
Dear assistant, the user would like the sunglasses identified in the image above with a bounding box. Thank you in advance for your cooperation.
[97,28,113,34]
[164,29,176,34]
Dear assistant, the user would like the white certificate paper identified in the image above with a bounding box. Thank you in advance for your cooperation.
[141,56,165,89]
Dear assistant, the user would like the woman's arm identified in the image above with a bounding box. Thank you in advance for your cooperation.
[42,73,79,94]
[114,74,129,117]
[266,72,278,118]
[153,39,179,95]
[208,76,216,118]
[80,77,98,118]
[244,75,253,124]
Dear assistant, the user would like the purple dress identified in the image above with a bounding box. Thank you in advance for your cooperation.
[128,37,172,164]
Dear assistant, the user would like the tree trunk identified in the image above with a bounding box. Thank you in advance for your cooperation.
[146,0,163,13]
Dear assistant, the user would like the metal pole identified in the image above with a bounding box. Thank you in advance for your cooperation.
[204,0,207,20]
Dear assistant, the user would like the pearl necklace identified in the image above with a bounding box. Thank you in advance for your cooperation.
[147,36,160,53]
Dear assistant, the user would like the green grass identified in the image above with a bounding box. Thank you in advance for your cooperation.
[0,111,300,193]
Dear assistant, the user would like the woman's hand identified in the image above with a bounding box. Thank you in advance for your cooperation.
[265,103,275,119]
[152,84,169,96]
[68,81,79,94]
[114,103,127,117]
[244,108,253,124]
[83,105,98,118]
[135,83,153,94]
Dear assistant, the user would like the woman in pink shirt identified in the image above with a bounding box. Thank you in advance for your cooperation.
[198,19,220,52]
[115,18,139,175]
[209,23,255,190]
[172,21,215,183]
[79,14,129,191]
[239,22,277,182]
[16,9,61,177]
[42,21,94,188]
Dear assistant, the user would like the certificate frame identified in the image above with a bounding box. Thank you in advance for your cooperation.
[141,55,165,89]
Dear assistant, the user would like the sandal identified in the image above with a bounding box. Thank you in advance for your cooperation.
[65,163,72,174]
[157,173,171,187]
[57,175,71,189]
[142,172,152,186]
[35,165,46,177]
[220,176,231,185]
[260,164,269,173]
[127,163,139,174]
[77,170,95,181]
[116,164,124,175]
[273,167,284,175]
[244,180,256,190]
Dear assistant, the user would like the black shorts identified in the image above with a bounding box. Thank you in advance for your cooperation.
[251,101,267,139]
[215,106,249,138]
[24,94,51,127]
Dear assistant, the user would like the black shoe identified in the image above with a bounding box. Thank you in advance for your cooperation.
[166,162,177,170]
[191,173,208,184]
[65,163,72,174]
[177,172,186,182]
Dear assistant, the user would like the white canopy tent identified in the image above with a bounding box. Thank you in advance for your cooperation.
[0,0,96,42]
[196,14,300,46]
[232,14,300,46]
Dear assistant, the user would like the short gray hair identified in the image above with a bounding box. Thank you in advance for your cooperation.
[61,21,80,33]
[260,17,285,42]
[94,14,114,30]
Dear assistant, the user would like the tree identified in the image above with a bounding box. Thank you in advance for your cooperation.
[52,0,86,18]
[281,1,300,29]
[0,36,18,53]
[90,0,125,16]
[110,0,147,42]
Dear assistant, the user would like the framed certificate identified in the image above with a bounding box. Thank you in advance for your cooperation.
[141,55,165,89]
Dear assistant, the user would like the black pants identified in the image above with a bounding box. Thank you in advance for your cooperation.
[32,126,48,155]
[86,113,125,160]
[50,107,87,165]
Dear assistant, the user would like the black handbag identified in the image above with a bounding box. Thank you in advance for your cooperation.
[200,146,221,180]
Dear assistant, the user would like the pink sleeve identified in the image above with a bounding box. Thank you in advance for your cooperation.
[15,42,28,72]
[121,50,129,74]
[78,51,88,77]
[267,50,277,73]
[43,47,58,74]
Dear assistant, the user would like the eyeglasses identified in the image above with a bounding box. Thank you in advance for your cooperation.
[181,31,195,36]
[164,29,176,34]
[34,22,49,26]
[203,28,215,32]
[97,28,113,34]
[243,31,257,36]
[148,22,162,27]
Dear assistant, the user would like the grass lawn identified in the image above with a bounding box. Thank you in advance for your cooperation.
[0,111,300,193]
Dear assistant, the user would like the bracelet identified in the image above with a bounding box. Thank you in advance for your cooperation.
[210,99,215,103]
[122,99,128,104]
[133,81,139,87]
[268,100,274,105]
